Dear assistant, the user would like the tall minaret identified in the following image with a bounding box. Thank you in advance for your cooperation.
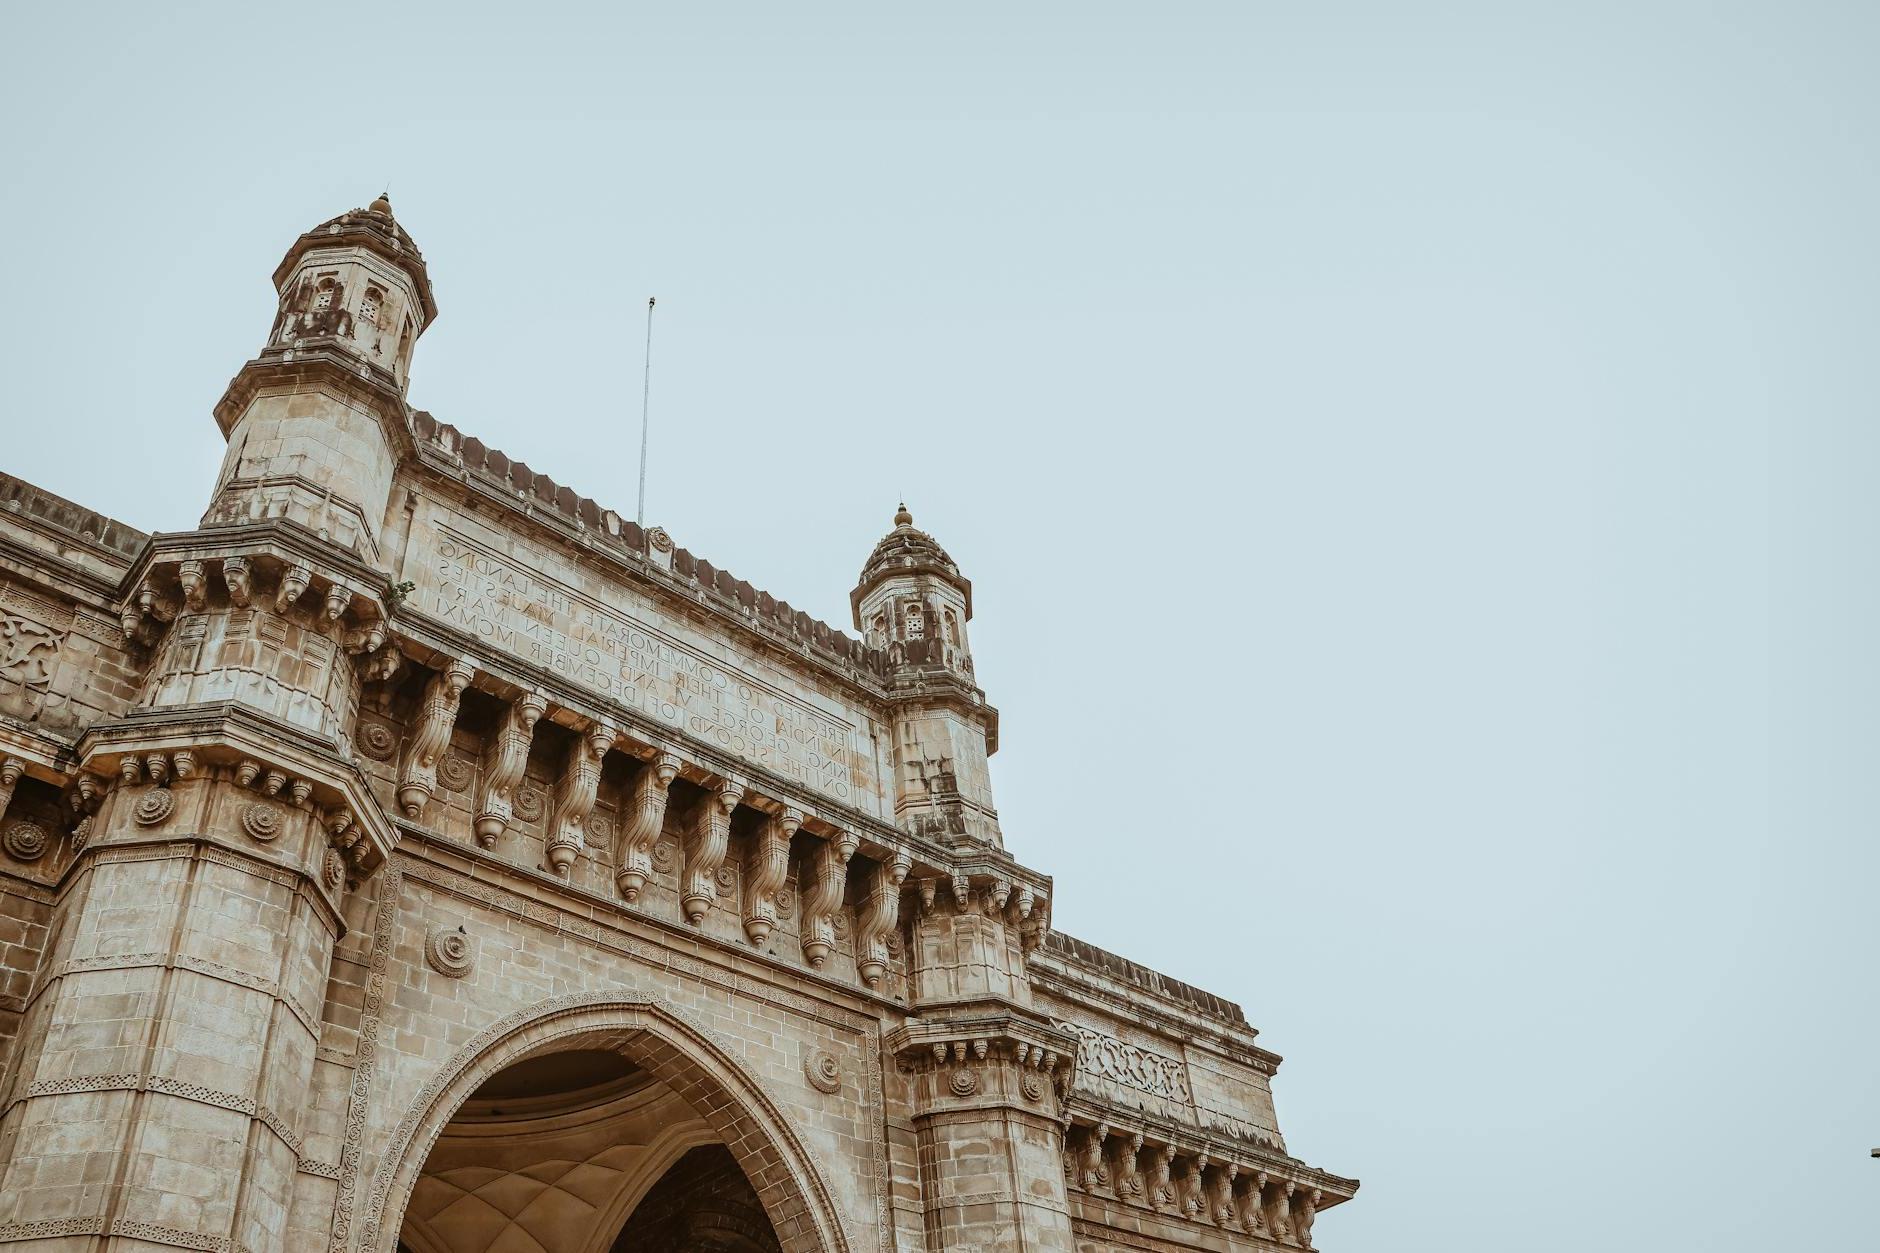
[851,504,1003,850]
[203,193,437,563]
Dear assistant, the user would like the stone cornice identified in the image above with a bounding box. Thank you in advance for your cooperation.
[1063,1099,1360,1208]
[72,700,399,878]
[120,518,395,602]
[212,346,415,445]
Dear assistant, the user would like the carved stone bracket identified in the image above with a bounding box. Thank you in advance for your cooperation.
[743,807,799,946]
[681,777,744,924]
[800,828,858,967]
[474,692,544,847]
[615,750,680,903]
[855,848,912,987]
[547,721,613,879]
[397,660,472,818]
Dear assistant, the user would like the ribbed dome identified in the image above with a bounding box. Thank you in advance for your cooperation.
[272,195,437,325]
[857,504,959,586]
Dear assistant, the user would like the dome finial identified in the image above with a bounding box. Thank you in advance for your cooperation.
[369,191,393,215]
[893,502,913,528]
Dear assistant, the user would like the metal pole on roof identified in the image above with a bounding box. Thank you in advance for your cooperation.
[637,296,656,529]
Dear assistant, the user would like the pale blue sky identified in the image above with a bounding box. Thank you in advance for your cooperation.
[2,3,1871,1248]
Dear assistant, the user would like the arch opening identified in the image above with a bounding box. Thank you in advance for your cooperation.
[370,997,841,1253]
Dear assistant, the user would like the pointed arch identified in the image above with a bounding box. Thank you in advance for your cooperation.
[361,992,847,1253]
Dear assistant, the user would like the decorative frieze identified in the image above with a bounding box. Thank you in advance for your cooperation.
[615,751,680,903]
[474,692,544,847]
[1056,1019,1192,1102]
[397,660,472,818]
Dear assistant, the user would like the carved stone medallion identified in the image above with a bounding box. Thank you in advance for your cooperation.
[804,1048,842,1095]
[513,783,546,823]
[775,885,796,920]
[356,719,398,762]
[949,1068,980,1097]
[3,820,48,862]
[322,848,344,891]
[1022,1073,1046,1102]
[240,802,283,843]
[437,752,474,792]
[651,836,678,874]
[425,925,474,978]
[133,788,174,827]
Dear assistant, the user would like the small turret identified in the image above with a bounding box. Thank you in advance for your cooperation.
[203,195,437,563]
[852,505,1002,851]
[851,503,974,676]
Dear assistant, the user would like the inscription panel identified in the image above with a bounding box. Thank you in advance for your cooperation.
[412,516,883,811]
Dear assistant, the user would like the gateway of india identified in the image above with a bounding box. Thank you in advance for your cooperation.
[0,199,1355,1252]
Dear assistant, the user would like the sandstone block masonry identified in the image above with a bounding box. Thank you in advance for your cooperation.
[0,197,1356,1252]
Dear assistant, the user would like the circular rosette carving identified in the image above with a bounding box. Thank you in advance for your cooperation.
[714,864,737,892]
[884,928,904,958]
[587,815,613,845]
[803,1048,841,1095]
[437,753,474,793]
[356,719,398,762]
[133,788,175,827]
[1022,1073,1046,1102]
[775,886,796,921]
[240,802,284,843]
[949,1067,980,1097]
[651,838,678,874]
[513,784,546,823]
[425,925,474,978]
[3,820,48,863]
[322,849,344,891]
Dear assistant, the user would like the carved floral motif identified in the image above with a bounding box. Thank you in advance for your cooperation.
[803,1047,842,1094]
[1057,1020,1192,1102]
[424,925,474,978]
[3,820,48,862]
[132,789,174,827]
[241,802,283,843]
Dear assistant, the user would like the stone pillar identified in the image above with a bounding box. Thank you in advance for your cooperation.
[891,1026,1078,1252]
[0,744,389,1250]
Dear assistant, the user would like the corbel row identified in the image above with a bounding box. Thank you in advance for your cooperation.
[1061,1115,1333,1246]
[388,660,925,982]
[117,551,395,671]
[907,867,1051,953]
[113,748,376,885]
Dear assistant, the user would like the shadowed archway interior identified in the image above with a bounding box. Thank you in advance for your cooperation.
[396,1048,782,1253]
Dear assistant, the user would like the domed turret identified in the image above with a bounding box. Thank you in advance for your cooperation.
[205,195,438,563]
[851,504,973,675]
[851,505,1001,850]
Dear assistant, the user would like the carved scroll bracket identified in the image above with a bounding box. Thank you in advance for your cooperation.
[475,692,545,847]
[681,777,745,924]
[397,660,473,818]
[615,750,681,903]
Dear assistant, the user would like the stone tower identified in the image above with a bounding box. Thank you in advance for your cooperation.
[852,505,1002,852]
[0,201,418,1248]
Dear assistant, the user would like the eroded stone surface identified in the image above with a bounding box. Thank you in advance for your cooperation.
[0,198,1355,1253]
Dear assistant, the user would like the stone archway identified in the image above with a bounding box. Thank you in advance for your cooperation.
[363,993,847,1253]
